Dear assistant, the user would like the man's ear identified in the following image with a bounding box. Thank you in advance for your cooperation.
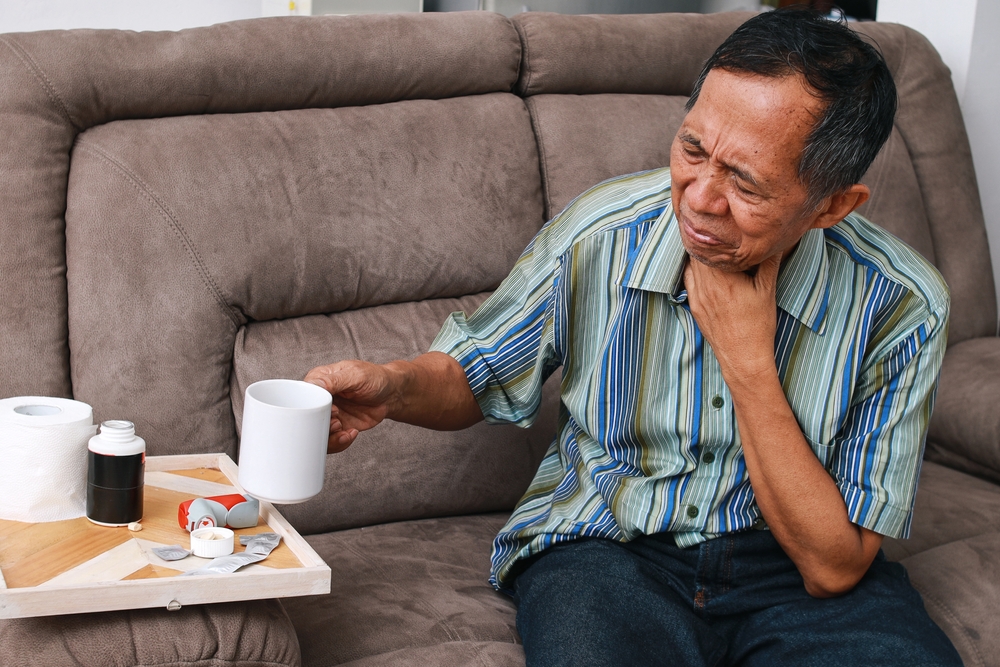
[811,184,871,230]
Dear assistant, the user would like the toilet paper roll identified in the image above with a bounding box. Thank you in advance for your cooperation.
[0,397,97,523]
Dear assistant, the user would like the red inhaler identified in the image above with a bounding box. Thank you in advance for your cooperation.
[177,493,259,532]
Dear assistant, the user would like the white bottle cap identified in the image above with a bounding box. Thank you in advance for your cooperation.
[89,420,146,456]
[190,527,235,558]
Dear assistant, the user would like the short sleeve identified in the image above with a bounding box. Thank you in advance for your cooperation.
[429,232,562,428]
[831,302,949,539]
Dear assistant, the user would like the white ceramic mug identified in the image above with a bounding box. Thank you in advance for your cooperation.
[238,379,332,504]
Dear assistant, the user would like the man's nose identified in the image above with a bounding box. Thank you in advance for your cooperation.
[684,171,729,217]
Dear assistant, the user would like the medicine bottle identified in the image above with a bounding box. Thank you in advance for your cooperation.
[86,420,145,526]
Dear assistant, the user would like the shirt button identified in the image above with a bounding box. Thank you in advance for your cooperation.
[702,451,715,464]
[687,505,699,518]
[711,395,724,409]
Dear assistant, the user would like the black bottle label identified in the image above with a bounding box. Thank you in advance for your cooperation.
[86,451,144,525]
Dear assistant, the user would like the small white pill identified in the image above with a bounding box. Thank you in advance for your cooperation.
[127,522,142,532]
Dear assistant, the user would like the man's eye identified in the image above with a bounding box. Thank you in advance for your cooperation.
[735,180,758,197]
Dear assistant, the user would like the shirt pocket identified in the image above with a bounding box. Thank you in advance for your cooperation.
[804,435,836,469]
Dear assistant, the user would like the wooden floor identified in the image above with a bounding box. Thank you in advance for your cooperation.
[0,467,303,590]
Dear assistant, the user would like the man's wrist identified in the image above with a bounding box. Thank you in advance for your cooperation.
[719,354,779,394]
[381,360,412,421]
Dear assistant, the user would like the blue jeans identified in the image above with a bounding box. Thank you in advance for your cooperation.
[512,530,962,667]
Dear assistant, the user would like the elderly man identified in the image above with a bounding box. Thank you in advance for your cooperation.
[305,8,963,666]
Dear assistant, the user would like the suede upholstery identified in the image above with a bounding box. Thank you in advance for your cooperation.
[0,11,998,667]
[927,338,1000,483]
[0,600,301,667]
[66,93,544,457]
[513,12,749,96]
[284,514,518,666]
[0,12,521,404]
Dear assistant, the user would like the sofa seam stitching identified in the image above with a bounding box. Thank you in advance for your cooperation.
[917,588,985,667]
[472,641,496,667]
[0,34,82,131]
[513,19,532,96]
[507,16,523,94]
[74,142,243,328]
[525,96,552,220]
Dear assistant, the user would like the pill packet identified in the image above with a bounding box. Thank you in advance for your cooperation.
[152,545,193,561]
[181,532,282,576]
[240,533,281,556]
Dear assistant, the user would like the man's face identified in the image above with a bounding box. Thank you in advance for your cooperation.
[670,68,827,273]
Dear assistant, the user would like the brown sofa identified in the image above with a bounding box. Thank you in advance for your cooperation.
[1,10,998,667]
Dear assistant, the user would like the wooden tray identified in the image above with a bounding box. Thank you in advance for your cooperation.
[0,453,331,619]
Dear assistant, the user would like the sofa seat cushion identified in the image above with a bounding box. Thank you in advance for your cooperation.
[883,461,1000,561]
[0,599,300,667]
[333,642,524,667]
[900,531,1000,667]
[284,514,521,667]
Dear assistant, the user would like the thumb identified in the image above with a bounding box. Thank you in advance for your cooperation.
[304,376,329,391]
[305,361,371,397]
[303,366,338,393]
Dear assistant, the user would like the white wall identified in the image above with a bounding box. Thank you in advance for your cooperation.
[877,0,978,98]
[962,1,1000,331]
[879,0,1000,328]
[700,0,762,13]
[0,1,260,33]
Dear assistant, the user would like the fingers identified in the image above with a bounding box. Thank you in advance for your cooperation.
[327,428,359,454]
[306,359,389,455]
[326,405,351,452]
[328,404,342,433]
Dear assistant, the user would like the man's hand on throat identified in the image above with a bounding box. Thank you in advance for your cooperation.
[682,252,782,389]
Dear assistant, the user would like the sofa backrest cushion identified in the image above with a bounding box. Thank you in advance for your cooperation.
[67,91,545,460]
[0,11,522,401]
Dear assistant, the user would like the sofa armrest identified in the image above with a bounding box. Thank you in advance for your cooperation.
[926,336,1000,483]
[0,599,301,667]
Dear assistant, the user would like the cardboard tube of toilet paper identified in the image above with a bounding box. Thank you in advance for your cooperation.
[0,397,97,523]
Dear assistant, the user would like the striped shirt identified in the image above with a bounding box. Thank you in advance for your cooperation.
[430,168,950,592]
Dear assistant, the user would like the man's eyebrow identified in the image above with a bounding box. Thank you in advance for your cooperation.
[679,131,763,191]
[727,162,762,191]
[678,131,703,149]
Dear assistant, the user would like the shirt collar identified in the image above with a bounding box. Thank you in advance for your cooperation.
[617,203,830,334]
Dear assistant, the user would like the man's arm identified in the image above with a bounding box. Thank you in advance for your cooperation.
[684,253,882,598]
[305,352,483,453]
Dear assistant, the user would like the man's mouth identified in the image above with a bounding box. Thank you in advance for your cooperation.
[679,214,727,247]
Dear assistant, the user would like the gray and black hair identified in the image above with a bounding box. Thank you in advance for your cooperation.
[686,7,897,208]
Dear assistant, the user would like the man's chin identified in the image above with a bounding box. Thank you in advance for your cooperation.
[687,250,747,273]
